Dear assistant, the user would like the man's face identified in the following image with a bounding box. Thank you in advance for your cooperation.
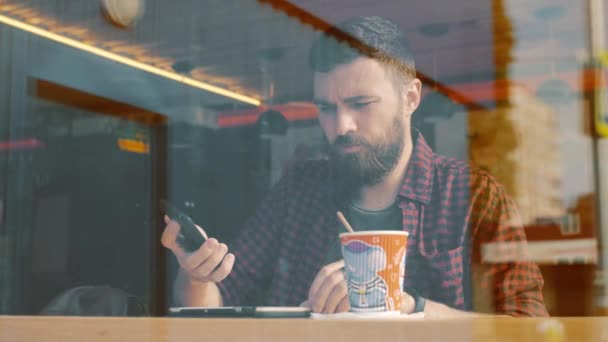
[313,57,415,189]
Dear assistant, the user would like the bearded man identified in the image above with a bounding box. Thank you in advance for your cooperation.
[162,16,547,317]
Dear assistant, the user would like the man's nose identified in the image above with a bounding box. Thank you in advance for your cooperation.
[335,110,357,136]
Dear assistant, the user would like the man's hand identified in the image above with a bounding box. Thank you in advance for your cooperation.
[400,291,416,314]
[161,215,235,283]
[301,260,350,314]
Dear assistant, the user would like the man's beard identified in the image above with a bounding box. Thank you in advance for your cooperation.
[328,114,406,205]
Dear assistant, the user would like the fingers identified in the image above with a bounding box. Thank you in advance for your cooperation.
[207,253,235,282]
[308,260,346,313]
[161,217,234,283]
[193,241,228,275]
[400,291,415,314]
[161,216,178,250]
[336,296,350,313]
[161,218,187,260]
[322,278,348,313]
[308,260,345,299]
[312,270,346,313]
[180,238,220,273]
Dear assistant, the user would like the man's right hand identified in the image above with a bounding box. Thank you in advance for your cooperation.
[161,215,235,283]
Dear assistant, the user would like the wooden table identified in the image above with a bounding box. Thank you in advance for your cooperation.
[1,316,607,341]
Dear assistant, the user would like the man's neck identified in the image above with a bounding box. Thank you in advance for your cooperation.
[354,136,414,211]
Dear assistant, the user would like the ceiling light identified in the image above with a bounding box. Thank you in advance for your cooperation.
[0,14,261,106]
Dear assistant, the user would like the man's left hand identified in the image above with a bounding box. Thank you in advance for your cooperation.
[301,260,350,314]
[400,291,416,314]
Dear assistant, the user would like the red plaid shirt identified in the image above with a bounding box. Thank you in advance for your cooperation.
[218,131,548,316]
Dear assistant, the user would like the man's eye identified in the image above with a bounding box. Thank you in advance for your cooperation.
[352,102,371,109]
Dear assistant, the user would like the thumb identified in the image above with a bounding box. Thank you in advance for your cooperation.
[300,300,311,308]
[161,220,180,251]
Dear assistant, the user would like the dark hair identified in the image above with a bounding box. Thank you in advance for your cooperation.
[309,16,416,80]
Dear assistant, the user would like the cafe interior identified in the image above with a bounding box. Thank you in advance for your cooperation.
[1,0,608,340]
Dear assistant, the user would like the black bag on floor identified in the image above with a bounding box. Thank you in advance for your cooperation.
[40,285,147,316]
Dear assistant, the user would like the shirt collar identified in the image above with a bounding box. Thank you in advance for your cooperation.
[398,130,435,205]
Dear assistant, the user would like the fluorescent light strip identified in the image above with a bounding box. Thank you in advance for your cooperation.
[0,14,261,106]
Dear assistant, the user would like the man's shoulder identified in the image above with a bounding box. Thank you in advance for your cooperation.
[432,153,505,195]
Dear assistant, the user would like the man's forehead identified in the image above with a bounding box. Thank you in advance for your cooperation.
[313,57,393,101]
[314,58,388,81]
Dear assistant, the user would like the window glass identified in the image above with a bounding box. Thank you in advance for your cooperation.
[0,0,606,318]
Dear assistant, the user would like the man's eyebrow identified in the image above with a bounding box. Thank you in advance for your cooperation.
[313,96,381,105]
[343,96,381,103]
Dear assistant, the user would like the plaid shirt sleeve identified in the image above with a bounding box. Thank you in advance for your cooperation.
[216,176,289,306]
[471,173,549,317]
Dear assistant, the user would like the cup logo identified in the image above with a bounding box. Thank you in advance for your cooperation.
[342,240,388,312]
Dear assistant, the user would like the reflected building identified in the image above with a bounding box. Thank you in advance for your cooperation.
[468,84,565,224]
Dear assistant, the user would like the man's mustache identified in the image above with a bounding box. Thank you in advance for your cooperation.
[331,134,371,151]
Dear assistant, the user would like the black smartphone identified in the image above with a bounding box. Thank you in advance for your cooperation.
[160,199,207,252]
[168,306,311,318]
[168,306,256,318]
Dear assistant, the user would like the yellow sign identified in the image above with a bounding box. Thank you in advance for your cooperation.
[595,53,608,137]
[117,138,149,154]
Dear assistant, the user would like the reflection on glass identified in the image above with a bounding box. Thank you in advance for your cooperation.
[0,0,604,320]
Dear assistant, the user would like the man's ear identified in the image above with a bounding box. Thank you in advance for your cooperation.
[402,78,422,117]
